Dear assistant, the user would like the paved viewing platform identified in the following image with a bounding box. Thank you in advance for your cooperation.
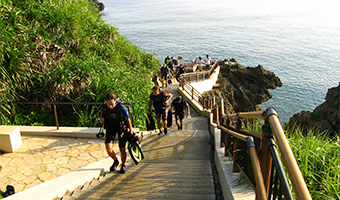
[0,130,111,193]
[1,66,255,200]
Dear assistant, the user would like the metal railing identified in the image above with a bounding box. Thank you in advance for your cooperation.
[13,101,136,130]
[177,59,219,110]
[178,78,222,111]
[191,57,219,72]
[180,58,219,83]
[177,63,311,199]
[216,108,312,200]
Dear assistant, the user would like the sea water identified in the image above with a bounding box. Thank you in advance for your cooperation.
[100,0,340,123]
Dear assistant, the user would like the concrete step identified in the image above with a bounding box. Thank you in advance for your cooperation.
[84,179,215,191]
[86,175,214,187]
[123,165,213,175]
[62,166,215,199]
[73,179,215,193]
[62,193,215,200]
[61,157,215,200]
[70,190,215,199]
[60,101,217,200]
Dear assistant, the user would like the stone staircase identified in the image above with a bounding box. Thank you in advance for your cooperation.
[62,160,215,199]
[60,85,220,200]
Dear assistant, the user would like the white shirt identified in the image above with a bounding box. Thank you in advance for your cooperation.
[205,57,211,65]
[198,59,203,66]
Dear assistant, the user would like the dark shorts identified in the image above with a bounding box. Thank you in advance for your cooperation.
[161,74,168,80]
[175,112,185,121]
[155,109,168,121]
[105,128,128,148]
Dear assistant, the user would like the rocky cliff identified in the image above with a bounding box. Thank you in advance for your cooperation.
[91,0,105,11]
[287,82,340,137]
[205,59,282,114]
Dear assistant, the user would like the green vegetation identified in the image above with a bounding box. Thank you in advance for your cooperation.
[0,0,160,129]
[286,128,340,199]
[245,120,339,199]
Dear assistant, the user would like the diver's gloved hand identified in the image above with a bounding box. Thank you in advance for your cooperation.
[130,135,139,144]
[96,132,104,138]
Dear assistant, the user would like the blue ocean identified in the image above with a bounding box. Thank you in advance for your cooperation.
[100,0,340,123]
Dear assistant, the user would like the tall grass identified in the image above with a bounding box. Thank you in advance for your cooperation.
[286,128,340,199]
[1,0,161,129]
[246,120,340,199]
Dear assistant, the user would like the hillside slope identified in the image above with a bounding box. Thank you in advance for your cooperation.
[0,0,160,128]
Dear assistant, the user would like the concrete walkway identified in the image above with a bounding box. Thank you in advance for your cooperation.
[190,66,220,94]
[2,66,255,199]
[58,82,217,200]
[0,132,110,193]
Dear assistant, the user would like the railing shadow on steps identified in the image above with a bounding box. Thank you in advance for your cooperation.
[177,63,312,200]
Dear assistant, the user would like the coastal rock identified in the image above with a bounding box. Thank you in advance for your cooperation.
[205,59,282,114]
[91,0,105,11]
[287,82,340,137]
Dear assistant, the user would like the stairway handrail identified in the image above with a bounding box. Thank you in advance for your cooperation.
[217,125,267,200]
[221,108,312,200]
[179,78,204,108]
[177,59,220,110]
[12,101,136,130]
[265,109,311,200]
[182,58,219,81]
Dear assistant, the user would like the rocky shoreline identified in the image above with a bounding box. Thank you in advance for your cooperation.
[91,0,105,11]
[206,58,339,137]
[205,58,282,114]
[287,82,340,137]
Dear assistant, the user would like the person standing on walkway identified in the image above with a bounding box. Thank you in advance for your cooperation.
[170,96,190,130]
[148,86,173,135]
[100,92,134,174]
[176,64,186,86]
[205,55,211,70]
[160,63,170,88]
[198,56,203,72]
[169,57,174,71]
[172,57,178,70]
[164,55,170,67]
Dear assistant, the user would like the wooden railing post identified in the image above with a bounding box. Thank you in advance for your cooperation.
[259,120,273,198]
[203,98,206,110]
[248,136,267,200]
[53,104,59,130]
[224,118,231,155]
[191,88,194,100]
[220,117,225,148]
[213,96,216,107]
[232,118,243,172]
